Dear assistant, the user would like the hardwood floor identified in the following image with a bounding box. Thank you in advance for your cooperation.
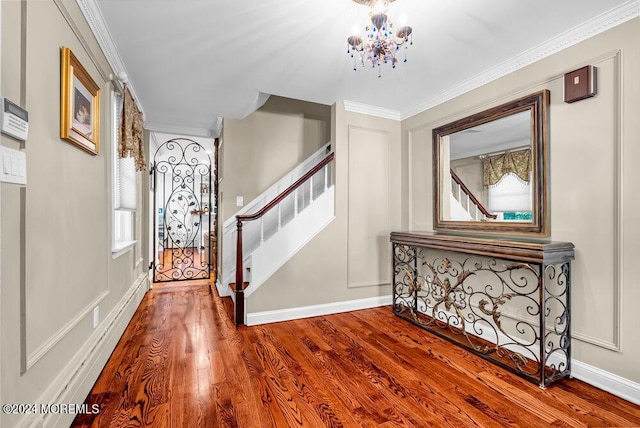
[72,284,640,427]
[154,248,213,282]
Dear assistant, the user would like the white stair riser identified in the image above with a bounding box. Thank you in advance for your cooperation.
[247,186,335,296]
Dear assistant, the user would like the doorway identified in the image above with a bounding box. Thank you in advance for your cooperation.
[151,137,215,282]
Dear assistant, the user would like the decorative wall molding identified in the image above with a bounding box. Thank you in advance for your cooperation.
[570,51,623,351]
[75,0,145,117]
[15,274,148,428]
[612,49,623,352]
[346,126,393,289]
[246,295,392,326]
[406,126,434,231]
[25,290,109,371]
[342,100,401,121]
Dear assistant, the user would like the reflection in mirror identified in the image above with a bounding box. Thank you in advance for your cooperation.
[433,90,549,236]
[446,110,532,222]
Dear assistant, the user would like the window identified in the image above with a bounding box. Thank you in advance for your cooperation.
[487,173,532,221]
[112,91,137,256]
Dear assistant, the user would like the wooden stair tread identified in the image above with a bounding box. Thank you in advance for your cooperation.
[229,282,249,292]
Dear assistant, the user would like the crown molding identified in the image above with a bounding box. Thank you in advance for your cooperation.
[212,117,223,138]
[75,0,145,118]
[400,0,640,120]
[53,0,110,82]
[342,100,401,121]
[145,122,218,139]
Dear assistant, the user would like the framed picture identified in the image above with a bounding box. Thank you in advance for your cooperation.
[60,46,101,155]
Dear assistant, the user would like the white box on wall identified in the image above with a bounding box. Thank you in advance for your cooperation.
[0,145,27,185]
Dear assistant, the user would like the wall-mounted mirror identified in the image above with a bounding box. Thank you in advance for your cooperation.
[433,90,549,236]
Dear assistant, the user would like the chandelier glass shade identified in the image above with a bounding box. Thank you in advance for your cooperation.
[347,0,413,76]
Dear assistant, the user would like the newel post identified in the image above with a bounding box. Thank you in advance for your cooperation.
[235,217,245,325]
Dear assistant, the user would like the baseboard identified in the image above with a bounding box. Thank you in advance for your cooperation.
[246,295,392,326]
[215,278,232,298]
[572,360,640,406]
[15,274,148,428]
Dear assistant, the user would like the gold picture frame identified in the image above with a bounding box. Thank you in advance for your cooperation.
[60,46,100,155]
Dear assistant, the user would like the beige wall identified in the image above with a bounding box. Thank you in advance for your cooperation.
[219,95,331,224]
[247,102,401,312]
[1,1,148,426]
[402,18,640,383]
[218,96,331,282]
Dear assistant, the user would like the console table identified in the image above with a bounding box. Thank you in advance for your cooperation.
[390,232,574,388]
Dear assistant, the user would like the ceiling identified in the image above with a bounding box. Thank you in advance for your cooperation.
[85,0,637,137]
[450,110,530,160]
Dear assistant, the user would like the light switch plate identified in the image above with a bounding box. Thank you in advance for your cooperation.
[0,145,27,185]
[236,196,244,207]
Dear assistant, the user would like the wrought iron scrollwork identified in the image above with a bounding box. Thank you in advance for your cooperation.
[392,243,571,388]
[153,139,212,282]
[542,263,571,384]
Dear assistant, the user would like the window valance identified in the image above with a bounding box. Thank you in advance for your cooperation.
[483,149,531,187]
[119,86,146,171]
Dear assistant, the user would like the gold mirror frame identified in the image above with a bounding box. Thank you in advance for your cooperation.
[433,90,550,236]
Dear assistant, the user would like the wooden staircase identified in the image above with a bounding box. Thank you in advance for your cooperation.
[450,168,496,220]
[229,151,335,325]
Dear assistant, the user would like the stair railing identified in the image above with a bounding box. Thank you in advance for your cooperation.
[233,152,335,324]
[450,168,497,220]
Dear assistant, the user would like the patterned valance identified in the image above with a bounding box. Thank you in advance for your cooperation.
[119,86,146,171]
[483,149,531,187]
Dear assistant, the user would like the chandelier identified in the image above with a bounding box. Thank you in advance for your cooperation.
[347,0,413,76]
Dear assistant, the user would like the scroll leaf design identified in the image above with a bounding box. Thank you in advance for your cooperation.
[425,260,472,332]
[478,293,514,332]
[457,270,472,286]
[403,267,421,294]
[406,253,545,376]
[508,351,529,368]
